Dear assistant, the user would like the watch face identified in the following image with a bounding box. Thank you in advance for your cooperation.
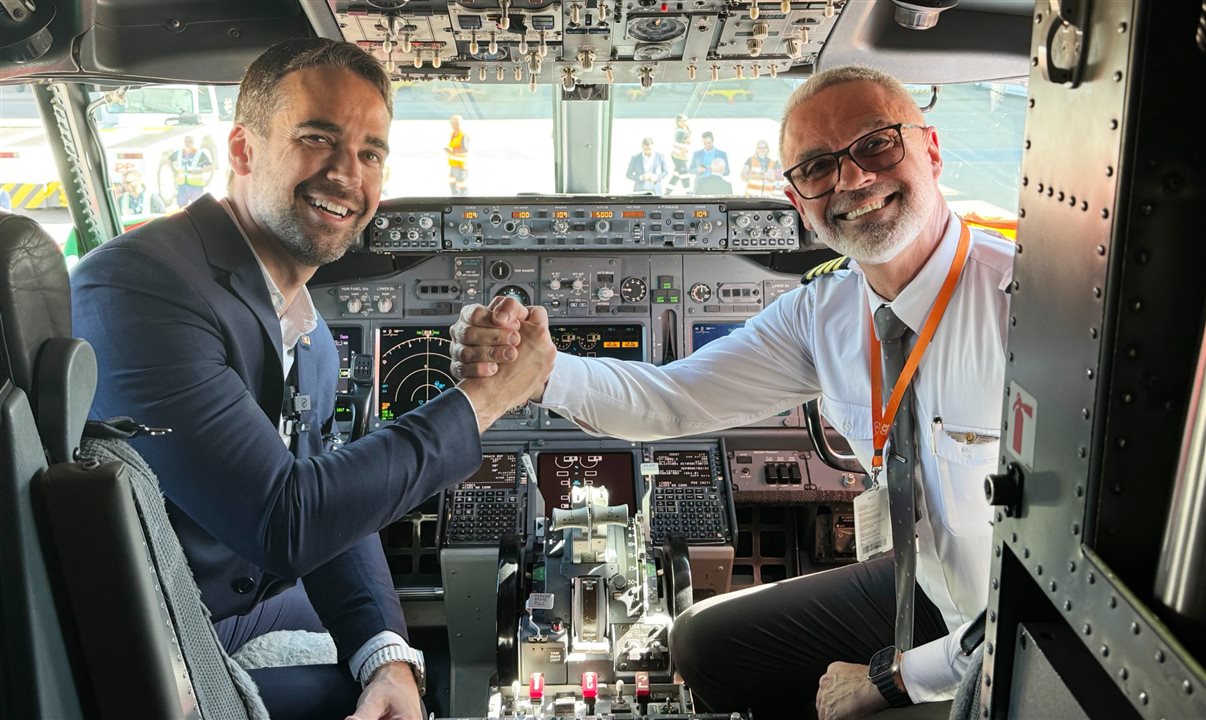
[868,646,896,676]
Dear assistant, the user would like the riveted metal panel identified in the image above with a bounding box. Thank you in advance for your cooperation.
[984,1,1206,718]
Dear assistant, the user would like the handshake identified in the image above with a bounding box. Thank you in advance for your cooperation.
[451,296,558,433]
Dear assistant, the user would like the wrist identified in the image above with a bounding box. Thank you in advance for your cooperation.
[358,644,426,695]
[868,646,911,707]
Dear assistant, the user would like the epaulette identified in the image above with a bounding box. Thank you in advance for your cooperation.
[800,255,852,285]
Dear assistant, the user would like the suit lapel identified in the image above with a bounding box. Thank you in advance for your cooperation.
[188,195,285,374]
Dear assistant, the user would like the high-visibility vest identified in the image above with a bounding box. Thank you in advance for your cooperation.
[448,131,467,169]
[672,128,691,162]
[743,155,782,197]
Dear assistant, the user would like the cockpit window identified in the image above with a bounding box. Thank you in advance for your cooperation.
[385,80,556,198]
[609,79,801,198]
[606,78,1026,221]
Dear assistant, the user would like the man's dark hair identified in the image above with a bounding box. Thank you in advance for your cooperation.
[236,38,393,136]
[702,131,714,140]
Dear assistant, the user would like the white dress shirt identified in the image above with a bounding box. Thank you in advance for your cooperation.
[221,200,420,682]
[540,206,1015,701]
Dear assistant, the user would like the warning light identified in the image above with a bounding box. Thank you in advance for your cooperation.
[660,2,668,10]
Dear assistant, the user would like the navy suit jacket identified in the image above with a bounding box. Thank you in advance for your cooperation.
[625,152,669,195]
[71,194,482,662]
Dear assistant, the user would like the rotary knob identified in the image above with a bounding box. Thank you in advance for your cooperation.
[346,297,364,314]
[597,286,615,301]
[553,219,570,234]
[571,279,585,291]
[548,279,563,291]
[376,296,394,313]
[418,216,434,229]
[594,219,610,233]
[373,215,390,229]
[406,229,420,241]
[735,214,752,228]
[516,224,532,237]
[779,213,795,227]
[698,220,713,232]
[458,222,474,236]
[689,283,711,304]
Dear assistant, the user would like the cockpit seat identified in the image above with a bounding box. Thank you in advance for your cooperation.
[0,210,266,719]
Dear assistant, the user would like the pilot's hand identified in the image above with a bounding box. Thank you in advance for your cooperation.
[346,662,423,720]
[458,305,556,433]
[815,662,889,720]
[450,296,531,379]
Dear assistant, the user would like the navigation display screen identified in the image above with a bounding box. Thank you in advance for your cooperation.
[377,327,454,420]
[460,452,519,490]
[550,324,644,361]
[691,321,744,351]
[652,450,715,488]
[536,452,636,512]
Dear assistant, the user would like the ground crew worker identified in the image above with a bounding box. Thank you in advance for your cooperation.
[445,114,469,196]
[668,114,692,193]
[741,140,784,197]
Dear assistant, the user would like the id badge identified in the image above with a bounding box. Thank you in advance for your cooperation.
[853,486,893,562]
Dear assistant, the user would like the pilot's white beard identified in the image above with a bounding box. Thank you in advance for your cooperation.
[811,184,935,266]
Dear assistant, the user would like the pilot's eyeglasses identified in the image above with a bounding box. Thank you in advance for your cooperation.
[783,123,925,200]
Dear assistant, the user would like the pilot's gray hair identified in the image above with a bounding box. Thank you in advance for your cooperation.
[236,37,394,137]
[777,65,916,161]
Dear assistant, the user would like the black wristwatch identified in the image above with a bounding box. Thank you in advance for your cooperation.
[868,645,912,707]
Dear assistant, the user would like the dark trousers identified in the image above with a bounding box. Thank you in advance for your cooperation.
[215,584,363,720]
[668,556,948,719]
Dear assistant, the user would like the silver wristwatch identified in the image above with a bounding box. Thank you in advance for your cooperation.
[358,644,426,695]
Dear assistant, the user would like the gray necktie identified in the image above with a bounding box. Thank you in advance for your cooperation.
[874,304,918,652]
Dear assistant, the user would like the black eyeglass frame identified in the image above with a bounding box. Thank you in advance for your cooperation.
[783,122,926,200]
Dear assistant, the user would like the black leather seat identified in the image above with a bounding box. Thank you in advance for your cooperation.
[0,210,263,719]
[0,210,89,718]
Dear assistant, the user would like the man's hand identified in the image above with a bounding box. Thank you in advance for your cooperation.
[450,296,531,379]
[457,303,556,432]
[815,662,889,720]
[346,662,423,720]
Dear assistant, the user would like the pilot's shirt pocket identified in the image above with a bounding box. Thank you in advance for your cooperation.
[930,419,998,537]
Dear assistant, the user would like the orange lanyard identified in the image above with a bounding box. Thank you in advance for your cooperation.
[868,221,971,480]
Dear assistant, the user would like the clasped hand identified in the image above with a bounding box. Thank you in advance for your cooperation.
[451,297,556,432]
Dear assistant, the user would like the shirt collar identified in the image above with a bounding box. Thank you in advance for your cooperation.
[219,198,318,350]
[858,206,962,333]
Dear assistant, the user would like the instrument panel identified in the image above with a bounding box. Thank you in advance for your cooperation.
[318,197,812,433]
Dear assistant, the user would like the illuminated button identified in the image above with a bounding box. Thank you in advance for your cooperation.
[530,672,545,701]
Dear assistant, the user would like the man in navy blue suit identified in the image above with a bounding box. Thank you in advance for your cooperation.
[72,38,555,720]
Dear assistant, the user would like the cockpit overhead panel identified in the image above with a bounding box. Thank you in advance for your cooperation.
[330,0,843,86]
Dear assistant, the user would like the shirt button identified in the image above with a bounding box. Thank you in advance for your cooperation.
[231,577,256,594]
[843,421,853,431]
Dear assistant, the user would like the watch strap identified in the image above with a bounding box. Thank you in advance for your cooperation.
[357,644,426,695]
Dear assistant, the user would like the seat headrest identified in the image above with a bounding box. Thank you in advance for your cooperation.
[0,211,71,394]
[0,210,94,463]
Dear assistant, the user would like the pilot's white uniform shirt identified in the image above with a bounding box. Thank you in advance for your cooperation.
[540,207,1015,701]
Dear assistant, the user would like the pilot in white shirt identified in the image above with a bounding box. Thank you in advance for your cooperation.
[539,205,1013,706]
[452,65,1015,719]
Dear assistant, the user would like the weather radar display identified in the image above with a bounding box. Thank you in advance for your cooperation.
[377,327,455,420]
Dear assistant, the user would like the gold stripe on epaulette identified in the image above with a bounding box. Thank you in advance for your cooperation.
[801,255,851,285]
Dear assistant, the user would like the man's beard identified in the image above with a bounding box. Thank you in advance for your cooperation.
[809,182,934,265]
[250,180,366,267]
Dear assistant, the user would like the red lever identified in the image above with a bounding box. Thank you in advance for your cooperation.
[529,672,545,701]
[582,671,599,699]
[635,671,651,697]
